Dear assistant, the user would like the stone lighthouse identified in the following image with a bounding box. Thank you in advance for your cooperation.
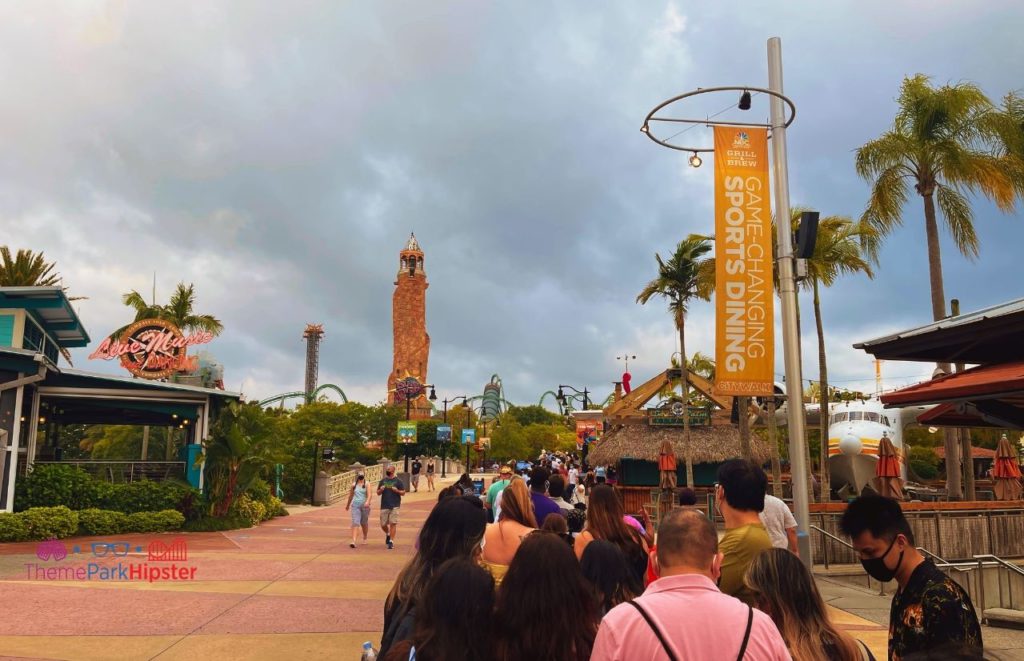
[387,233,432,418]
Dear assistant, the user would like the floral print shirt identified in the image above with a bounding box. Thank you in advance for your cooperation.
[889,559,982,660]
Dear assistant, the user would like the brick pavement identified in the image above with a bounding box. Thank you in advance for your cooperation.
[0,478,447,661]
[0,476,896,660]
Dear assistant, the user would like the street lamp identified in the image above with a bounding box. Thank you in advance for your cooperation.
[557,384,590,410]
[402,383,436,473]
[465,401,501,473]
[639,37,811,565]
[439,394,468,478]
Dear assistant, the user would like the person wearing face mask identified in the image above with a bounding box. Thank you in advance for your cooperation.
[715,459,774,606]
[377,464,406,550]
[591,509,789,661]
[840,495,982,660]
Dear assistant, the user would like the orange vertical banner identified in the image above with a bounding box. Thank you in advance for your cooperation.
[713,126,774,397]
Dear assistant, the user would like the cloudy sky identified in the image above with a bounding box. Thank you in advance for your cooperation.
[3,1,1023,407]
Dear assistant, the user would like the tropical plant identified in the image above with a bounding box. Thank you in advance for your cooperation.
[119,282,224,336]
[0,247,61,287]
[0,247,85,364]
[856,75,1024,498]
[201,402,286,516]
[636,236,715,487]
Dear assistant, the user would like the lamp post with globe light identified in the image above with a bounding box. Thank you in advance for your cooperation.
[640,37,812,565]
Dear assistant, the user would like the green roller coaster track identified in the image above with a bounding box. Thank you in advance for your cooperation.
[539,390,614,414]
[258,384,349,408]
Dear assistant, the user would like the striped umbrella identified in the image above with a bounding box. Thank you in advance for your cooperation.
[872,434,904,500]
[993,434,1022,501]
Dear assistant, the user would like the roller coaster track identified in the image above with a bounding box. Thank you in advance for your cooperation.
[258,383,349,408]
[538,390,614,413]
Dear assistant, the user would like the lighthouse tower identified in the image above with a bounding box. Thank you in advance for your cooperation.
[388,233,431,417]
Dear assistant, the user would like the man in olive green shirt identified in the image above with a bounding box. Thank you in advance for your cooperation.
[715,459,773,605]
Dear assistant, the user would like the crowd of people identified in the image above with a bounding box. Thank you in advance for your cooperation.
[366,456,985,661]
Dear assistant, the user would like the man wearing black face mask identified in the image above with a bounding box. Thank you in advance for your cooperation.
[840,495,981,660]
[377,464,406,550]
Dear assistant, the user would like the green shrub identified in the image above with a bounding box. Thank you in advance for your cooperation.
[77,509,129,536]
[14,466,201,519]
[20,506,78,539]
[182,514,248,532]
[246,478,272,503]
[14,465,105,511]
[128,509,184,536]
[152,509,185,530]
[266,496,288,518]
[101,480,196,514]
[0,513,29,542]
[231,494,264,527]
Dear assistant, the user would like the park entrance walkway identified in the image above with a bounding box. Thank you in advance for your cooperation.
[0,475,908,661]
[0,479,449,660]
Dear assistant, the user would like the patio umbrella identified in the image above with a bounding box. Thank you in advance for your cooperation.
[872,433,904,500]
[993,434,1022,501]
[657,439,677,525]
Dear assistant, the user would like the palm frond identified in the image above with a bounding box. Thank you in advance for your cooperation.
[935,184,979,259]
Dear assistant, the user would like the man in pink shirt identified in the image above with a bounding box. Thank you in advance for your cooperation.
[591,509,790,661]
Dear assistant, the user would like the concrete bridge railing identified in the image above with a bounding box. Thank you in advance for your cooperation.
[314,456,467,505]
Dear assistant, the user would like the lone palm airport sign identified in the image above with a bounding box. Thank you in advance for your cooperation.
[88,319,213,379]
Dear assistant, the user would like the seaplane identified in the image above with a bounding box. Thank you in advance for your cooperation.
[824,398,935,498]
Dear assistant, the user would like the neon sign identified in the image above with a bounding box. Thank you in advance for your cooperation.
[88,319,213,379]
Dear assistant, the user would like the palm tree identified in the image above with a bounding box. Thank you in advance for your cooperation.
[637,236,715,488]
[802,216,876,500]
[0,247,61,287]
[856,75,1024,498]
[120,282,223,336]
[119,282,223,460]
[0,247,87,365]
[856,74,1022,322]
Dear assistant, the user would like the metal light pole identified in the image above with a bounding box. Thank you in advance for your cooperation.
[465,404,473,474]
[441,395,467,478]
[768,36,811,565]
[403,384,435,474]
[558,384,590,410]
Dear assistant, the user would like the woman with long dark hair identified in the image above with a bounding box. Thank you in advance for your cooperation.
[580,539,641,615]
[481,477,536,585]
[745,548,875,660]
[494,532,599,660]
[380,496,487,657]
[574,484,650,585]
[382,557,495,661]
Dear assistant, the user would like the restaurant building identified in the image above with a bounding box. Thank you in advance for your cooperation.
[0,286,239,512]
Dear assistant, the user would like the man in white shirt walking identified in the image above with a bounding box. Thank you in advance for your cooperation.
[759,493,799,556]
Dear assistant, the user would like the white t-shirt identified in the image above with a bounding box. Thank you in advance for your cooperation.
[759,494,798,549]
[568,467,579,485]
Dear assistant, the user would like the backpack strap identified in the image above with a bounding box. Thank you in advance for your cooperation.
[736,605,754,661]
[627,600,679,661]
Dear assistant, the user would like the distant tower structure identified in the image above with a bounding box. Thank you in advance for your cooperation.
[388,233,431,418]
[303,324,325,404]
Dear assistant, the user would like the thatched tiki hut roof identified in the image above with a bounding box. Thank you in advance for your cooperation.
[588,423,770,466]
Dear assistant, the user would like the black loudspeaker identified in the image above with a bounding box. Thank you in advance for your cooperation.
[795,211,820,259]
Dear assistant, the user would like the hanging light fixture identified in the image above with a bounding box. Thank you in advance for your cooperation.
[738,89,752,110]
[688,152,703,168]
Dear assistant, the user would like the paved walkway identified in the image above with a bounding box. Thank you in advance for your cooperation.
[3,476,1015,660]
[0,477,452,660]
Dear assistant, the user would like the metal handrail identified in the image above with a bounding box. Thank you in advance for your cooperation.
[810,525,854,551]
[917,546,952,566]
[973,554,1024,579]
